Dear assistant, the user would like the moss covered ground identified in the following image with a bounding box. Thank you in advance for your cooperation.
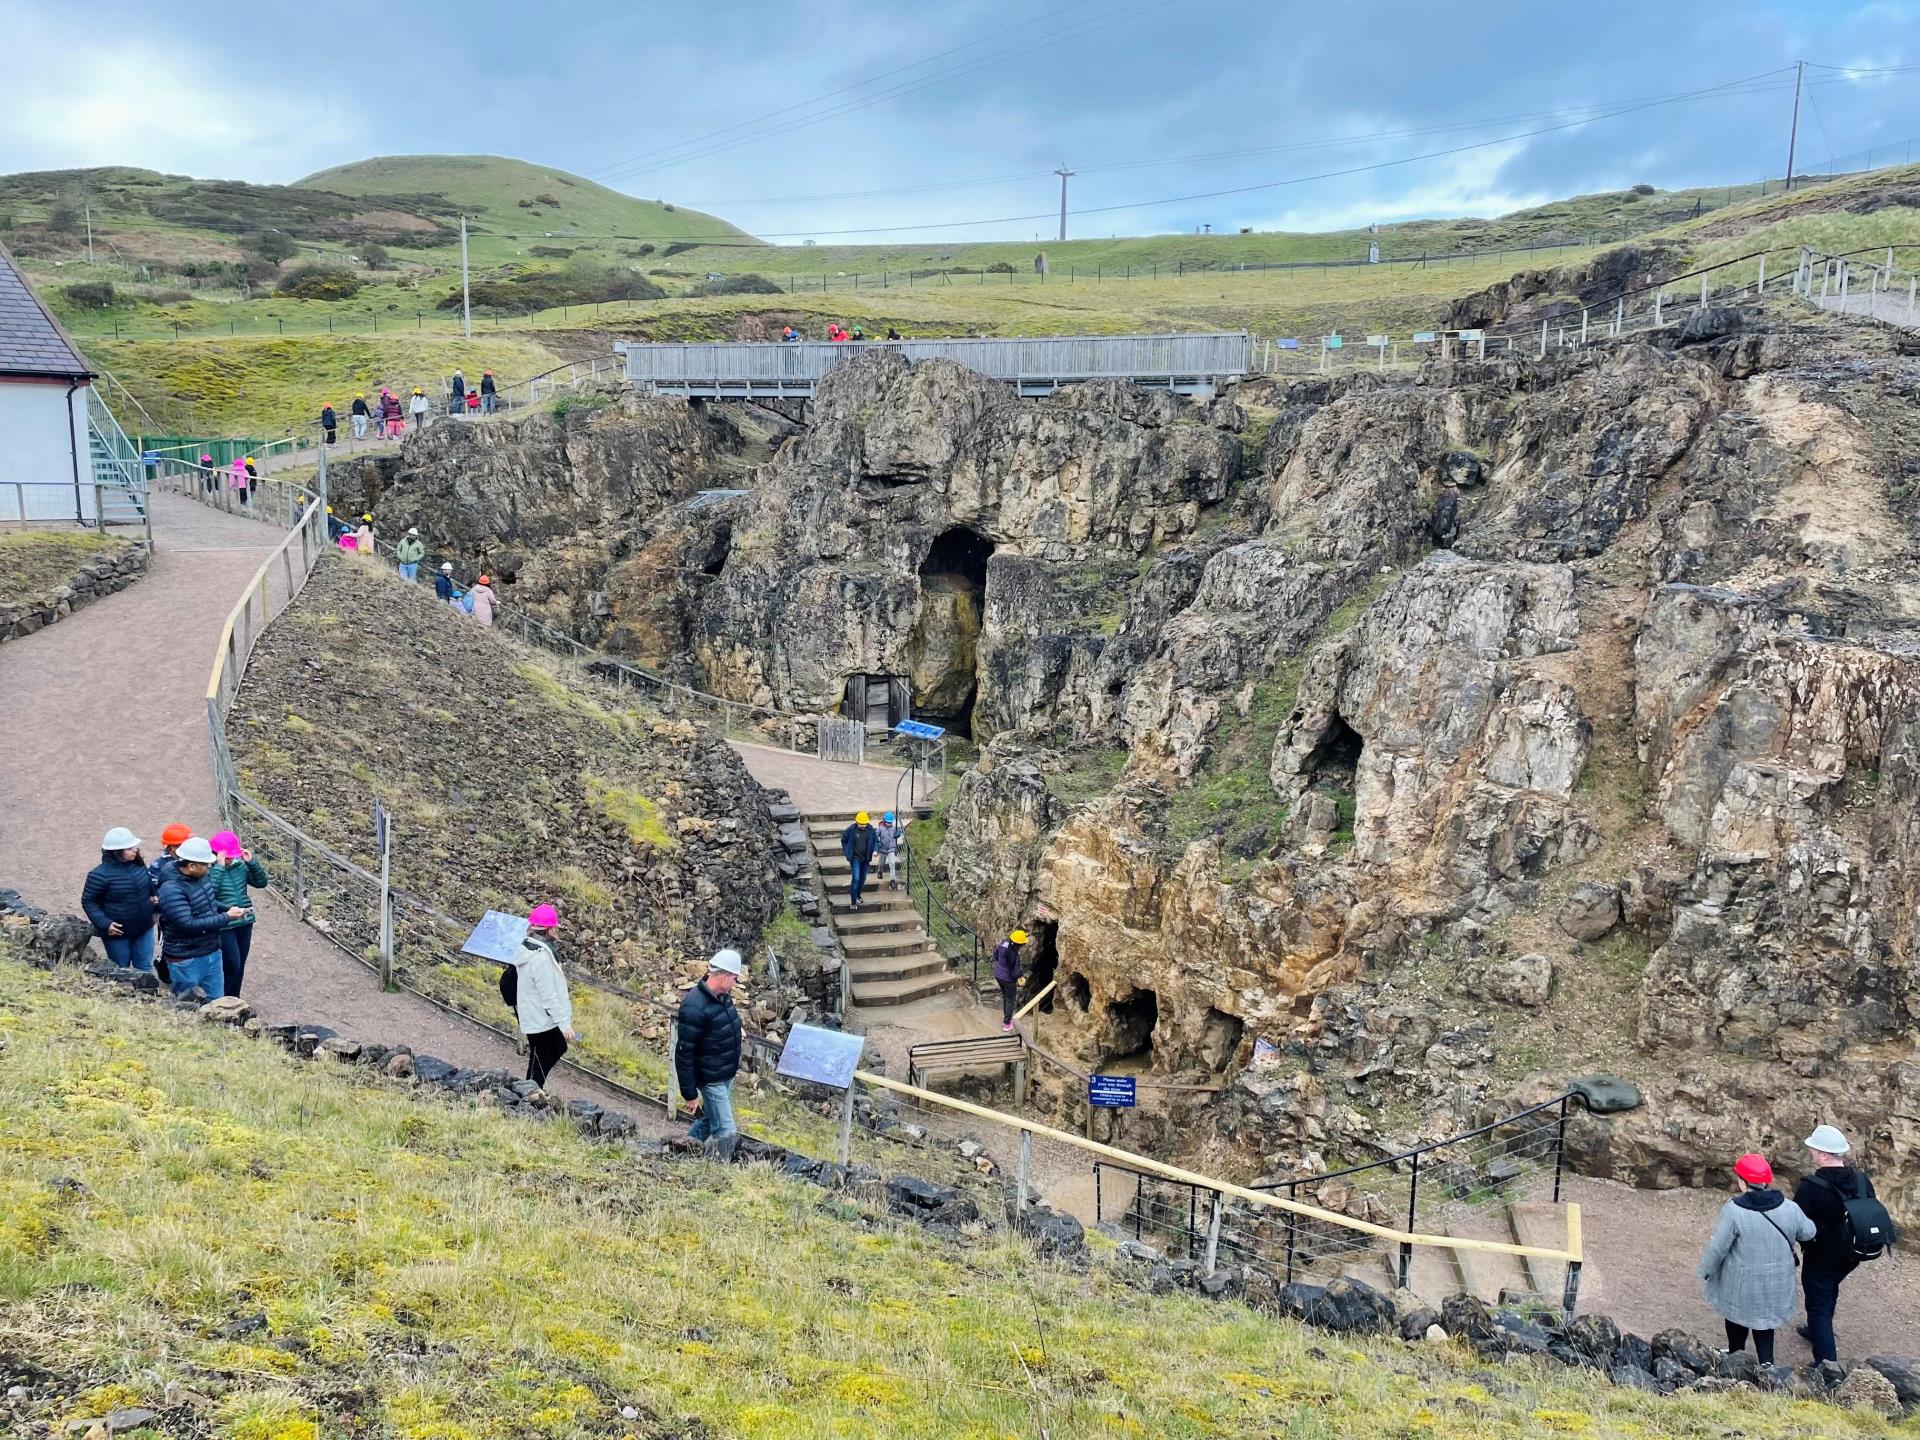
[2,957,1902,1440]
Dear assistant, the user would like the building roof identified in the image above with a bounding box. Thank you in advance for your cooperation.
[0,242,92,380]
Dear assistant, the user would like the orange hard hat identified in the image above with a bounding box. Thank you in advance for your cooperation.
[477,574,490,585]
[161,823,193,847]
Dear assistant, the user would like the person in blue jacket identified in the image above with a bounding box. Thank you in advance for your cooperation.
[82,826,158,973]
[434,562,457,606]
[156,837,246,1001]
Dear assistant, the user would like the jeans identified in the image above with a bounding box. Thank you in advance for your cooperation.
[1802,1265,1849,1363]
[1725,1321,1774,1366]
[998,978,1019,1024]
[398,562,419,582]
[165,950,224,1001]
[481,393,496,414]
[848,857,869,904]
[687,1079,737,1142]
[352,414,368,439]
[102,927,155,973]
[220,924,253,998]
[527,1027,569,1087]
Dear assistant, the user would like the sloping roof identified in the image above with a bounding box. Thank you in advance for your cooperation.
[0,242,92,380]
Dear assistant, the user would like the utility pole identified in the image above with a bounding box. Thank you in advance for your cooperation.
[84,204,93,264]
[460,215,472,338]
[1053,166,1075,243]
[1784,60,1804,193]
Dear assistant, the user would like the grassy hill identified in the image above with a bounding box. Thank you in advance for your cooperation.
[3,954,1902,1440]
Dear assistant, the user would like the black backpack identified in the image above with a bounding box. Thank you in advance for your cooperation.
[497,963,517,1010]
[1812,1173,1898,1260]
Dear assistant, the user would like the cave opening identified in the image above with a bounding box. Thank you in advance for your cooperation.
[1304,711,1364,791]
[699,520,733,577]
[1065,972,1092,1012]
[1026,920,1060,1014]
[1103,987,1159,1067]
[911,526,995,737]
[1198,1007,1246,1071]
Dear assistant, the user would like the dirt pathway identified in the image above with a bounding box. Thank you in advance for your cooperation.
[0,493,627,1109]
[730,741,938,814]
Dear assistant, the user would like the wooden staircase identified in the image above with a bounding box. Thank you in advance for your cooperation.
[1335,1199,1590,1308]
[805,812,963,1007]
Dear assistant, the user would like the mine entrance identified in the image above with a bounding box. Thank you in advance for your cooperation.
[911,526,994,736]
[1026,919,1059,1014]
[1065,972,1091,1012]
[843,673,908,731]
[1103,986,1159,1070]
[1304,712,1363,788]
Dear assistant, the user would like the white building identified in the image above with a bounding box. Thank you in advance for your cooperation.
[0,242,136,524]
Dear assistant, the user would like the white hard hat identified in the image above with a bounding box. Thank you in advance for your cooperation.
[1804,1124,1851,1155]
[440,562,453,572]
[176,837,216,864]
[101,826,140,850]
[407,527,419,536]
[708,948,745,976]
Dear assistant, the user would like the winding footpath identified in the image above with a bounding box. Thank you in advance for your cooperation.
[0,492,629,1108]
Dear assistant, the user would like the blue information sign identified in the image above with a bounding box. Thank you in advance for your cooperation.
[894,719,946,740]
[1088,1074,1137,1108]
[1276,338,1300,350]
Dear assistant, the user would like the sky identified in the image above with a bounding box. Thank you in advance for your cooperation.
[3,0,1918,243]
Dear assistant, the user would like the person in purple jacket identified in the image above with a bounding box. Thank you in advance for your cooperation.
[992,928,1028,1031]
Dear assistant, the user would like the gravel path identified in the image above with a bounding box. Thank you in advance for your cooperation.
[0,494,626,1109]
[730,741,938,814]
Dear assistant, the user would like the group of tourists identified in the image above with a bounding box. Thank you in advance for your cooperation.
[81,822,268,1002]
[837,810,902,909]
[322,371,498,444]
[1699,1128,1895,1368]
[782,324,905,342]
[497,901,744,1147]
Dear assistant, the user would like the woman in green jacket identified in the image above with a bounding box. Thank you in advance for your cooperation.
[208,830,269,998]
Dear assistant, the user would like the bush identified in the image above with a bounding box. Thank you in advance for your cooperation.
[535,193,560,207]
[691,272,784,297]
[529,245,574,258]
[985,260,1016,274]
[46,205,79,234]
[60,281,115,309]
[438,264,664,312]
[517,198,534,207]
[663,242,696,258]
[622,244,656,258]
[276,263,363,300]
[361,242,391,269]
[1631,183,1656,196]
[250,230,296,263]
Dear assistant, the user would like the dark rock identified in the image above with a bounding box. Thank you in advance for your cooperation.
[411,1055,458,1085]
[767,803,801,823]
[264,1023,298,1046]
[1019,1205,1086,1262]
[1864,1356,1920,1410]
[28,914,92,966]
[1278,1282,1327,1320]
[509,1079,542,1097]
[1399,1307,1440,1341]
[599,1111,638,1139]
[1610,1362,1665,1393]
[566,1099,604,1133]
[1652,1327,1718,1376]
[733,1135,788,1166]
[293,1026,336,1057]
[810,1161,850,1189]
[1557,881,1621,940]
[885,1175,954,1211]
[1493,1310,1550,1355]
[1440,1293,1495,1342]
[1566,1312,1621,1364]
[47,1176,89,1195]
[1617,1332,1654,1373]
[106,1407,159,1432]
[1715,1348,1761,1383]
[782,1152,825,1181]
[1198,1270,1238,1298]
[1441,450,1485,488]
[1570,1074,1642,1114]
[1307,1276,1395,1335]
[1652,1356,1692,1387]
[1115,1239,1163,1265]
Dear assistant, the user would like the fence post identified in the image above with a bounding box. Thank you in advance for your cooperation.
[665,1018,681,1116]
[1580,309,1588,344]
[1699,273,1708,309]
[1538,318,1547,358]
[1202,1191,1224,1277]
[839,955,852,1015]
[1562,1206,1584,1315]
[1553,1094,1569,1203]
[378,814,394,991]
[837,1079,856,1166]
[1284,1183,1298,1284]
[1017,1128,1032,1215]
[291,835,305,916]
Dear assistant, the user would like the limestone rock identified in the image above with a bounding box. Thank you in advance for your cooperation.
[1459,952,1554,1008]
[1557,881,1621,940]
[1835,1364,1901,1415]
[199,996,252,1025]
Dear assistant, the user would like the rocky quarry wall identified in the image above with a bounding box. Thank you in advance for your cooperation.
[359,310,1920,1222]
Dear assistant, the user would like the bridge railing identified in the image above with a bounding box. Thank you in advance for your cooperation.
[617,331,1250,390]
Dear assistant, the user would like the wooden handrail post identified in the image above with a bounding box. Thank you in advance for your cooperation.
[1203,1192,1224,1276]
[837,1079,856,1167]
[665,1019,681,1117]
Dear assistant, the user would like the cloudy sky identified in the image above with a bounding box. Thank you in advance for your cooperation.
[4,0,1918,241]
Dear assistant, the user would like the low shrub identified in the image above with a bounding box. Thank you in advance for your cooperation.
[691,272,784,296]
[985,260,1016,273]
[60,280,116,309]
[276,264,363,301]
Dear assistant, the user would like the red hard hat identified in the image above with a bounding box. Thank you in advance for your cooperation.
[1733,1153,1773,1186]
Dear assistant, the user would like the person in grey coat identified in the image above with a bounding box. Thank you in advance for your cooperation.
[1698,1152,1815,1366]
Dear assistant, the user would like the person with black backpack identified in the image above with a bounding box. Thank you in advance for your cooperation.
[1794,1124,1898,1363]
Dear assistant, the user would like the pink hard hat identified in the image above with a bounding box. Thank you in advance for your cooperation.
[208,830,243,857]
[528,903,559,929]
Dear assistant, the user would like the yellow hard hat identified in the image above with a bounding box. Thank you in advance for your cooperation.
[325,505,334,514]
[361,513,372,522]
[1010,929,1029,945]
[243,455,255,464]
[355,391,365,398]
[855,811,870,824]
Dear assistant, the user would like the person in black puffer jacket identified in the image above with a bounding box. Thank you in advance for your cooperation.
[675,949,745,1149]
[157,837,245,1001]
[81,826,157,973]
[1794,1124,1884,1364]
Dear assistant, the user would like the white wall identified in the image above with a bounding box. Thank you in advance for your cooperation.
[0,378,89,521]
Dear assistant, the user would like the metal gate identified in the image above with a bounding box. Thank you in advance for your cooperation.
[818,715,866,764]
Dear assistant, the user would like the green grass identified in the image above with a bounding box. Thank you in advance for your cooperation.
[0,531,133,606]
[1,957,1901,1440]
[583,777,677,851]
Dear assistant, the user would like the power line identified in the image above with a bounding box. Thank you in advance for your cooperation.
[593,0,1179,185]
[581,0,1102,180]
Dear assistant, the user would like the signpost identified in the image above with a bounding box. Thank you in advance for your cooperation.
[892,718,946,808]
[1088,1075,1137,1108]
[777,1024,867,1164]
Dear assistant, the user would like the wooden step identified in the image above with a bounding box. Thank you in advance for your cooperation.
[1507,1201,1574,1300]
[839,928,932,958]
[850,972,965,1006]
[826,892,915,914]
[1450,1237,1532,1306]
[830,907,923,934]
[845,951,948,983]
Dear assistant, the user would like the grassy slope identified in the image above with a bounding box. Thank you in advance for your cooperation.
[0,532,131,606]
[0,957,1896,1440]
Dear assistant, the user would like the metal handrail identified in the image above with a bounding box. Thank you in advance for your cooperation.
[900,835,984,990]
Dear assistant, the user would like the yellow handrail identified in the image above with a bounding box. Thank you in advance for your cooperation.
[853,1067,1582,1266]
[205,496,323,705]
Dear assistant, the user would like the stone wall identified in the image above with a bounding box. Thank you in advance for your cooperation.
[0,539,148,643]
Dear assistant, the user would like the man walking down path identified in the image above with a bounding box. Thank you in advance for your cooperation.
[841,810,877,909]
[676,949,744,1153]
[395,528,426,582]
[156,836,244,1000]
[350,393,370,440]
[1794,1124,1894,1364]
[479,370,497,414]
